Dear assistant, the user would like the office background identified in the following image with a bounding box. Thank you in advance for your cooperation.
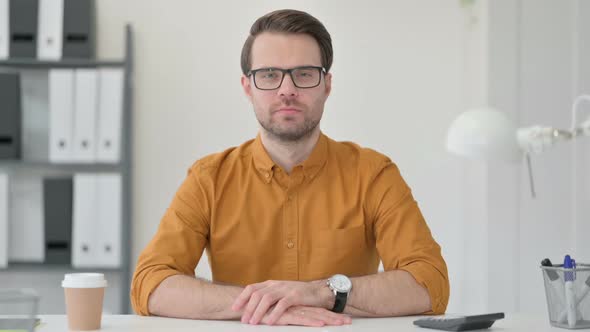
[1,0,588,315]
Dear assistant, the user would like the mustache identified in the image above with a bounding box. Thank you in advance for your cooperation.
[272,99,306,111]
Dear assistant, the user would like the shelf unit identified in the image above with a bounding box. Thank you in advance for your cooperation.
[4,262,123,273]
[0,59,125,68]
[0,24,134,314]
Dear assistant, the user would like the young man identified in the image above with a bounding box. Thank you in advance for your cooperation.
[131,9,449,327]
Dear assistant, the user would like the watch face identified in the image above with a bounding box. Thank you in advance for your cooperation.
[330,274,352,292]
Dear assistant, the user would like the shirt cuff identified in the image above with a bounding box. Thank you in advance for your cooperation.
[131,269,184,316]
[399,262,449,315]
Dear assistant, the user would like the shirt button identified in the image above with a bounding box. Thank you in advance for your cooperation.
[287,241,295,249]
[265,172,270,179]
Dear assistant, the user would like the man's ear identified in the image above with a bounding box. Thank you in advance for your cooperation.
[241,75,253,102]
[324,72,332,97]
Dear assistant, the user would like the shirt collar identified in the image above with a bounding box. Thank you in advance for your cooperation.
[300,133,328,180]
[252,134,276,183]
[252,132,328,182]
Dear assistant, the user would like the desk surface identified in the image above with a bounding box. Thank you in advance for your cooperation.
[36,313,566,332]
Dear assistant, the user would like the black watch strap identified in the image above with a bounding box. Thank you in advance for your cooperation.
[331,291,348,313]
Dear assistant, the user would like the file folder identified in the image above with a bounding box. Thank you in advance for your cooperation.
[20,70,50,162]
[43,177,73,264]
[72,173,97,267]
[49,69,74,163]
[0,0,8,59]
[96,174,121,267]
[97,68,123,163]
[72,69,97,162]
[0,173,8,268]
[9,0,38,58]
[62,0,94,58]
[0,73,21,160]
[8,172,44,262]
[37,0,63,60]
[72,173,122,268]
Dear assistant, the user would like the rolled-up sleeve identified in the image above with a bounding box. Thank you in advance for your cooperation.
[131,164,212,315]
[367,160,449,314]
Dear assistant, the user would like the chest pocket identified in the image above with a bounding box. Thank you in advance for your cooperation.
[302,225,374,279]
[311,225,367,252]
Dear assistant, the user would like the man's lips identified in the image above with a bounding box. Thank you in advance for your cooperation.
[275,108,302,115]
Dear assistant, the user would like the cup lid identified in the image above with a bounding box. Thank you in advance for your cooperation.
[62,273,107,288]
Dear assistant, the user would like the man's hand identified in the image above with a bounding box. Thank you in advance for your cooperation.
[231,280,334,325]
[260,306,351,327]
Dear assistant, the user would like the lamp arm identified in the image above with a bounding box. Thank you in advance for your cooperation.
[571,95,590,131]
[572,119,590,137]
[517,126,574,199]
[517,126,573,154]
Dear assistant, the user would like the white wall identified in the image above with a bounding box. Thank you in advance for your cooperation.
[478,0,590,314]
[514,0,590,314]
[94,0,590,315]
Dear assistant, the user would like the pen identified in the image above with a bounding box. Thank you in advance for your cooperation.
[564,255,577,328]
[577,275,590,306]
[558,274,590,323]
[541,258,559,281]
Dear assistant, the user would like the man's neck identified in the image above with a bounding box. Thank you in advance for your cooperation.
[260,128,321,174]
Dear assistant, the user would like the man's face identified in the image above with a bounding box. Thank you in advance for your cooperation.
[241,32,332,142]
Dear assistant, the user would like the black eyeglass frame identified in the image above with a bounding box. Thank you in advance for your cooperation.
[247,66,327,90]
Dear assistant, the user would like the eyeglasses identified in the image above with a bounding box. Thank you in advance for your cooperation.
[247,66,326,90]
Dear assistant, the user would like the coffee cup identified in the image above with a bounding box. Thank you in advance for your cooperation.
[62,273,107,331]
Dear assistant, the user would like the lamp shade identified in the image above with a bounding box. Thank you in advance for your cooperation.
[446,107,522,163]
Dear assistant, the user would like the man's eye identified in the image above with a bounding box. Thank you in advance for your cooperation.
[260,71,279,79]
[297,70,315,78]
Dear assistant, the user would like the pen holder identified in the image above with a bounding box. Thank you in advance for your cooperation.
[0,288,39,332]
[542,264,590,329]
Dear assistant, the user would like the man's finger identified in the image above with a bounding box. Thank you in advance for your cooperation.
[249,292,280,325]
[303,307,352,325]
[305,307,353,324]
[240,288,269,323]
[306,310,351,325]
[280,310,325,327]
[265,297,292,325]
[231,283,265,311]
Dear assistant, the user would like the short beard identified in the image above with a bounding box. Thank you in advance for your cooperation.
[258,116,319,142]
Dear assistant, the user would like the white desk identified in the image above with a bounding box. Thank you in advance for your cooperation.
[36,314,568,331]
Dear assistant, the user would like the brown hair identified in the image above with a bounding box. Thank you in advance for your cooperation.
[240,9,333,75]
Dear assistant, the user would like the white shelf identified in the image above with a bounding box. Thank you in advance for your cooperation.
[0,24,134,314]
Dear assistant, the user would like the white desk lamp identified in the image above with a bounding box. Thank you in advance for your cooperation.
[446,95,590,197]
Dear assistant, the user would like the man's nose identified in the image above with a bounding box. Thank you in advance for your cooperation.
[277,73,299,97]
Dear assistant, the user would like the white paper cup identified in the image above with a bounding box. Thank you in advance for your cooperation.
[62,273,107,331]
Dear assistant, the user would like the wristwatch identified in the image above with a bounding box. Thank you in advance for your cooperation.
[327,274,352,313]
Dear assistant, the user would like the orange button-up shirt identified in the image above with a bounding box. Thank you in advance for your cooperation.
[131,133,449,316]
